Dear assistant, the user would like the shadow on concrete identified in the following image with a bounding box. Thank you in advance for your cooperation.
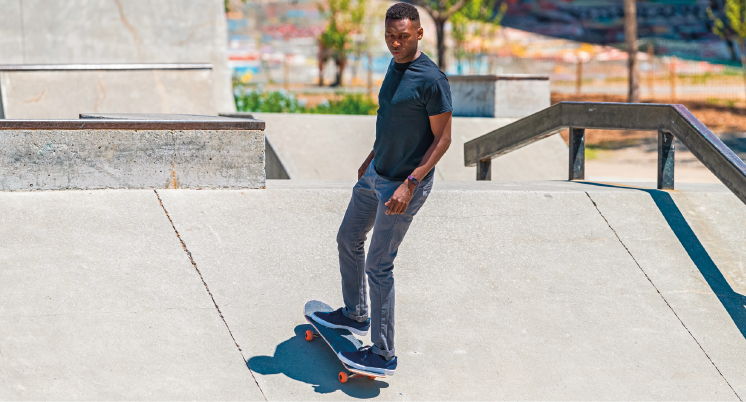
[585,182,746,340]
[247,325,388,398]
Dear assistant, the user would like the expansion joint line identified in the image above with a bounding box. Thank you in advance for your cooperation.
[154,190,267,401]
[584,192,741,401]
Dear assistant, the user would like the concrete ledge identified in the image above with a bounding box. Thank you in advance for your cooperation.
[449,74,551,118]
[0,115,266,191]
[448,74,549,81]
[0,67,218,119]
[0,63,213,71]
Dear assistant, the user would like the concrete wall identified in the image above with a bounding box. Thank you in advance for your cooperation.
[449,75,551,118]
[0,68,216,119]
[0,0,234,113]
[0,126,264,191]
[226,112,568,181]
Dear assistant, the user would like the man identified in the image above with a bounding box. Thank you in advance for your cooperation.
[312,2,452,376]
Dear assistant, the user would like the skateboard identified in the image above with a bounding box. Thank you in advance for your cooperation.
[303,300,387,383]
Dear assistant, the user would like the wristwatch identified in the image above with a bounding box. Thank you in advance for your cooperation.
[407,175,420,187]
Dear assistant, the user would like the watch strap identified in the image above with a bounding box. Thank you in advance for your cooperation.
[407,175,420,187]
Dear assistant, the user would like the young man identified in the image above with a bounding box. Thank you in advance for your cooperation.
[312,2,453,375]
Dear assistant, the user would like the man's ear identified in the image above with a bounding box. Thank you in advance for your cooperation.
[418,26,424,40]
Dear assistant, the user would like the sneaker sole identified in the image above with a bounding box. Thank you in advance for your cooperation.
[337,352,395,376]
[310,313,369,336]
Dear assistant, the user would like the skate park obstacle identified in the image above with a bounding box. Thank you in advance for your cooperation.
[465,102,746,206]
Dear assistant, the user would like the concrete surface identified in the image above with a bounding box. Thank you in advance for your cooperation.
[0,129,265,191]
[449,76,551,118]
[587,186,746,396]
[242,113,568,181]
[0,69,217,119]
[1,180,744,399]
[0,0,234,113]
[0,190,264,400]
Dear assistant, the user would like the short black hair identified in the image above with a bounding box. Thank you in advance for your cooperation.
[385,3,420,23]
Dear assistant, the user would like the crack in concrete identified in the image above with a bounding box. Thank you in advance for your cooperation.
[585,192,741,401]
[113,0,142,61]
[154,189,267,401]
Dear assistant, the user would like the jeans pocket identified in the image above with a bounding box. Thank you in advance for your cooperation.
[420,175,434,197]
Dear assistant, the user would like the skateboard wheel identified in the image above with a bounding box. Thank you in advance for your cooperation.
[304,330,314,342]
[368,376,376,380]
[338,372,348,383]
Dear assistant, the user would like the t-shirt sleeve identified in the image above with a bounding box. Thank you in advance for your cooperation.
[424,77,453,116]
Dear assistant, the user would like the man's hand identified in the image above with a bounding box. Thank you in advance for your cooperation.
[358,150,375,180]
[358,161,370,180]
[385,181,416,215]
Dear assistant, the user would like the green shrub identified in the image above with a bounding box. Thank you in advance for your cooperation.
[235,90,377,115]
[235,90,306,113]
[310,94,378,115]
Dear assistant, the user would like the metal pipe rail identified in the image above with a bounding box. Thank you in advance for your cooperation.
[463,102,746,205]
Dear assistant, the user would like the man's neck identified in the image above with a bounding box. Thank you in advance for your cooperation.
[395,50,421,64]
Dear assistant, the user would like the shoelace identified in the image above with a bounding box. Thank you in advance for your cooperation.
[355,345,373,357]
[329,308,344,317]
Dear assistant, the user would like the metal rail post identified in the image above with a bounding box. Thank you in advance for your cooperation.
[477,158,491,180]
[658,129,675,190]
[569,127,585,180]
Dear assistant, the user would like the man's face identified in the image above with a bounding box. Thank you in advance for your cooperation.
[385,18,423,63]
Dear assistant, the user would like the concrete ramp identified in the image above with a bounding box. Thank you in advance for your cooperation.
[238,112,568,181]
[1,180,744,399]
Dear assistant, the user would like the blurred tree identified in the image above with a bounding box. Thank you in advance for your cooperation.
[624,0,639,103]
[318,0,368,87]
[450,0,506,74]
[409,0,473,72]
[708,0,746,102]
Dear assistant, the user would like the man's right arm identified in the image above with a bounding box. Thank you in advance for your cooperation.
[358,150,375,180]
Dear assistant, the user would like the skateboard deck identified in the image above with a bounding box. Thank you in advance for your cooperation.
[303,300,387,383]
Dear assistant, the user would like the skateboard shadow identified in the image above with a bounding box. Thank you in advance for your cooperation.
[247,325,389,398]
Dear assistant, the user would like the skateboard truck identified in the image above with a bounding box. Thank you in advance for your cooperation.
[304,328,379,383]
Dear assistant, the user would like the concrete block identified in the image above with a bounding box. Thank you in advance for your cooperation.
[0,128,265,191]
[0,0,234,113]
[223,112,567,181]
[449,75,551,118]
[0,67,216,119]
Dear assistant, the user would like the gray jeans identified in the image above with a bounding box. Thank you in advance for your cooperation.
[337,161,433,358]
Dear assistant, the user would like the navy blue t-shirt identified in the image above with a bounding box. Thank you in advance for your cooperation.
[374,52,452,180]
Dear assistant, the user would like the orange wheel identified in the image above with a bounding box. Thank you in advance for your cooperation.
[305,330,314,342]
[338,372,348,383]
[368,376,376,380]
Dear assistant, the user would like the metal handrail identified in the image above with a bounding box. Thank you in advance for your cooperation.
[463,102,746,206]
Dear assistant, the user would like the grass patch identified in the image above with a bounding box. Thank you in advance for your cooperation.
[585,146,601,160]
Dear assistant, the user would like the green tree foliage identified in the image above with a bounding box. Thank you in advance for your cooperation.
[451,0,507,72]
[410,0,473,71]
[708,0,746,101]
[318,0,369,86]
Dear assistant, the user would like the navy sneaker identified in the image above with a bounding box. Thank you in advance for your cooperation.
[312,307,371,336]
[338,346,397,376]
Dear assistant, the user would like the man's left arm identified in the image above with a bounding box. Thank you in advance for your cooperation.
[384,111,452,215]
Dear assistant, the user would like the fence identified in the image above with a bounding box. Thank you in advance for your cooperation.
[452,54,746,105]
[232,50,746,106]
